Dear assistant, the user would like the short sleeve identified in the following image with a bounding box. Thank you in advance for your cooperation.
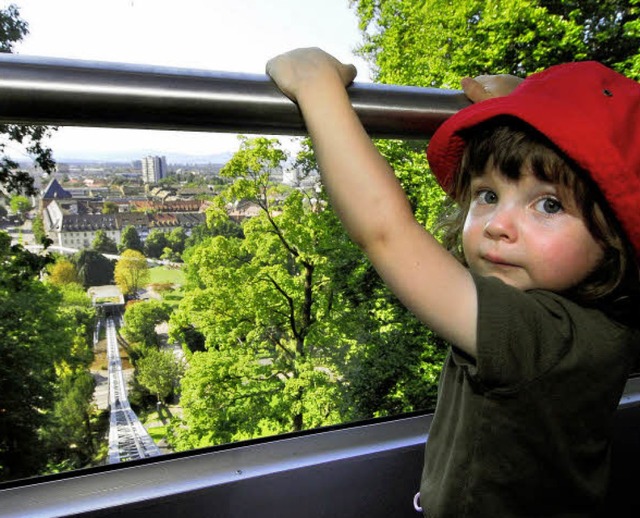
[469,274,590,390]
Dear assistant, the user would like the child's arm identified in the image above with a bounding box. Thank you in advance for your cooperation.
[266,48,478,357]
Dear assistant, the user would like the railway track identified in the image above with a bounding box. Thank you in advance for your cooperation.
[105,315,161,463]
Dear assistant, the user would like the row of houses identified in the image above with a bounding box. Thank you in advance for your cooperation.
[40,178,208,249]
[38,177,269,251]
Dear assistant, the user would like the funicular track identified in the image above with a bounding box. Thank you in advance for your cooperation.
[105,315,161,463]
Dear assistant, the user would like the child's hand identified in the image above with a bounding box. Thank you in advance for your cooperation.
[461,74,523,102]
[266,47,357,102]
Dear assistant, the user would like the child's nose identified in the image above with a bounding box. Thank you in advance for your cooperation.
[483,205,518,241]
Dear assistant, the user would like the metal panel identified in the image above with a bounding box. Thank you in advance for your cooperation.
[0,413,431,518]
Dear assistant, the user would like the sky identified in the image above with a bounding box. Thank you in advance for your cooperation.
[1,0,371,162]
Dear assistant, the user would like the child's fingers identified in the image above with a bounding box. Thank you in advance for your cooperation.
[461,76,493,102]
[340,63,357,86]
[462,74,524,103]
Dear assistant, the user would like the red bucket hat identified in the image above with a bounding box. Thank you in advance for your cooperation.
[427,61,640,258]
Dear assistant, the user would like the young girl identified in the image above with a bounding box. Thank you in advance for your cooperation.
[266,48,640,516]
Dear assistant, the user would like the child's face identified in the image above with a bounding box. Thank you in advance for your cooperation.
[462,167,604,292]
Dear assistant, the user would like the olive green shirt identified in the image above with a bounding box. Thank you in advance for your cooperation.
[420,274,640,517]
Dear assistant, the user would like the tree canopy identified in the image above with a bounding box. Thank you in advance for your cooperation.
[92,230,118,255]
[114,249,150,297]
[122,299,170,348]
[351,0,640,86]
[136,349,183,404]
[0,233,78,480]
[74,249,115,287]
[118,225,143,254]
[47,257,80,286]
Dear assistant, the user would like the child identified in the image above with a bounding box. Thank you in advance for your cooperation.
[266,48,640,516]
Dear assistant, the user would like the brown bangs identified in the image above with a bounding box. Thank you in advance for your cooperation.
[453,117,584,208]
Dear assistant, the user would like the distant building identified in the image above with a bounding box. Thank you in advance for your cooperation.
[41,177,72,201]
[141,155,168,184]
[42,199,206,250]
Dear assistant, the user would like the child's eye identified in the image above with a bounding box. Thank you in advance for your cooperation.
[535,197,563,214]
[476,189,498,204]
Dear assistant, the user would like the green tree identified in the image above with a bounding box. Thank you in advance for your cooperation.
[540,0,640,78]
[41,283,96,474]
[170,138,355,448]
[121,299,170,348]
[74,249,115,287]
[136,348,183,404]
[47,257,80,286]
[41,371,96,473]
[0,233,72,481]
[144,229,168,259]
[9,194,31,217]
[101,201,118,214]
[169,136,449,450]
[114,249,150,297]
[160,246,181,263]
[118,225,143,253]
[184,218,244,250]
[92,229,118,254]
[352,0,640,85]
[166,227,187,256]
[622,0,640,77]
[31,214,48,244]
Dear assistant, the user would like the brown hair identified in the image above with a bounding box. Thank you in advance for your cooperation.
[438,117,640,319]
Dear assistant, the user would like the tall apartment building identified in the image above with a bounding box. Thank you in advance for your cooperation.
[141,155,168,184]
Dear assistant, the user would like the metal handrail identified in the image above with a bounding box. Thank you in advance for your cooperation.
[0,54,470,139]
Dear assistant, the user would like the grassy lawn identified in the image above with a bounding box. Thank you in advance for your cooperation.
[147,266,186,308]
[148,266,186,285]
[147,425,167,443]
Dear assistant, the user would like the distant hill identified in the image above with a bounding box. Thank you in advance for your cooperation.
[52,150,234,165]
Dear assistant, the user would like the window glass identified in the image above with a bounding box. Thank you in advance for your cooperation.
[3,0,442,485]
[5,0,636,487]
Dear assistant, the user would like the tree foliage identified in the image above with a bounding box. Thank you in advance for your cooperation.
[122,299,170,348]
[9,194,30,216]
[144,229,168,259]
[92,229,118,255]
[31,214,47,244]
[74,249,115,287]
[171,138,350,448]
[102,201,118,214]
[38,283,96,474]
[47,257,80,286]
[0,233,73,480]
[169,137,443,450]
[351,0,640,84]
[136,348,183,404]
[114,249,149,297]
[118,225,143,254]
